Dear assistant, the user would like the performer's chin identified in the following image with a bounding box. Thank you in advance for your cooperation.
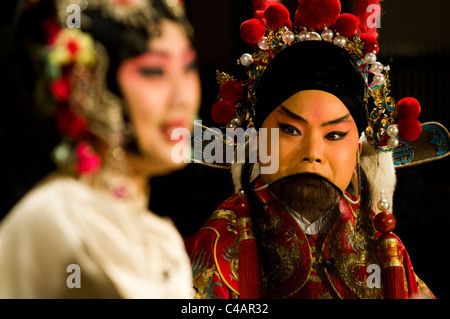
[267,172,342,223]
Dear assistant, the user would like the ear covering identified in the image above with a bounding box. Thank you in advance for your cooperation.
[360,132,397,214]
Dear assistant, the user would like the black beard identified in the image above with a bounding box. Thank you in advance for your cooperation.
[268,173,343,223]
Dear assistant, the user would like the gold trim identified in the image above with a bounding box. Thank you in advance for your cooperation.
[237,217,255,242]
[379,237,403,268]
[395,121,450,168]
[201,226,239,295]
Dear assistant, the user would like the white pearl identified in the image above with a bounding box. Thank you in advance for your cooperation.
[370,62,384,75]
[258,37,269,50]
[387,136,399,149]
[282,31,295,44]
[308,31,321,41]
[299,30,310,41]
[372,74,385,86]
[321,28,333,42]
[364,52,377,64]
[239,53,253,66]
[230,116,243,126]
[333,35,346,47]
[377,198,390,211]
[387,124,399,137]
[226,122,237,129]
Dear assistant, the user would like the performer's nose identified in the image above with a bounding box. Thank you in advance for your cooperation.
[302,156,322,163]
[299,134,323,164]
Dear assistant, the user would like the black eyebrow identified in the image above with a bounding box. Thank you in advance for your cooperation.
[279,105,307,123]
[279,105,351,127]
[321,114,351,127]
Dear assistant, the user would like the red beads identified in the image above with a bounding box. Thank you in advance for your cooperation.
[374,211,396,234]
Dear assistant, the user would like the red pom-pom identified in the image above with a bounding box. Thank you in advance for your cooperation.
[240,19,266,44]
[294,0,341,30]
[219,80,245,103]
[360,33,379,54]
[211,100,236,125]
[396,97,421,119]
[334,13,359,38]
[374,212,396,234]
[397,117,422,142]
[50,77,71,102]
[264,3,290,30]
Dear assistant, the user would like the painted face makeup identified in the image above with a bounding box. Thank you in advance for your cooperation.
[260,90,360,191]
[117,19,201,175]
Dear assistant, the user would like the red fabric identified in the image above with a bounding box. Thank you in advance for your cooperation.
[186,177,430,299]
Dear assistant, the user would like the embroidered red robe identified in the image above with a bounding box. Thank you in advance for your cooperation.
[185,178,435,299]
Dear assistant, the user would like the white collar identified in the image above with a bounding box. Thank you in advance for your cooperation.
[289,208,338,235]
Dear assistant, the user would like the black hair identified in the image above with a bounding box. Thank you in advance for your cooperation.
[81,1,182,98]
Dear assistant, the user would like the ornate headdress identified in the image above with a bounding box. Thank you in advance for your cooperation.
[27,0,192,177]
[213,0,421,149]
[204,0,450,205]
[200,0,450,299]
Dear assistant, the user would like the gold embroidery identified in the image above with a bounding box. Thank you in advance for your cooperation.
[206,210,237,235]
[415,274,436,299]
[193,263,219,299]
[322,201,383,299]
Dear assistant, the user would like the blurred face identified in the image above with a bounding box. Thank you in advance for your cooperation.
[117,19,201,177]
[260,90,360,191]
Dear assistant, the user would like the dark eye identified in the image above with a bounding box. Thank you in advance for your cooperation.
[326,131,348,141]
[138,67,164,77]
[278,123,301,136]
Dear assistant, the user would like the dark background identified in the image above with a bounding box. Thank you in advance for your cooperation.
[1,0,449,299]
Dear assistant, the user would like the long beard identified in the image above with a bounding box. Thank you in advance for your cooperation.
[268,173,343,223]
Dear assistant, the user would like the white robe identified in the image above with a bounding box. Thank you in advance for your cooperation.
[0,173,194,299]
